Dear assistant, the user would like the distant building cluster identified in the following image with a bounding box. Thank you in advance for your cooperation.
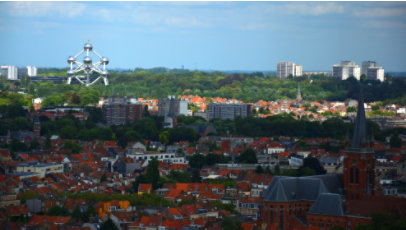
[274,60,385,82]
[333,61,384,82]
[277,62,302,79]
[103,97,143,125]
[0,65,37,80]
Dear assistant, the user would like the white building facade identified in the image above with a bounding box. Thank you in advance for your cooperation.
[27,66,37,77]
[332,61,361,80]
[367,67,385,82]
[0,65,18,80]
[361,61,377,76]
[277,62,302,78]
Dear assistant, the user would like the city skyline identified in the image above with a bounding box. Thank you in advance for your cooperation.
[1,2,406,71]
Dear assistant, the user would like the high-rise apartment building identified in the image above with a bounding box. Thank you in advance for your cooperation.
[27,66,37,77]
[367,67,384,82]
[103,97,143,125]
[158,96,188,117]
[0,66,18,80]
[361,61,377,76]
[277,62,302,79]
[332,61,361,80]
[208,103,251,120]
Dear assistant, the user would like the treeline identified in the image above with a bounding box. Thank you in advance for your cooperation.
[4,68,406,105]
[212,114,384,141]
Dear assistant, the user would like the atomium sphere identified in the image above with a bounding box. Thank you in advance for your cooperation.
[83,56,92,65]
[101,57,109,65]
[101,70,109,76]
[67,69,75,76]
[84,43,93,51]
[67,56,75,64]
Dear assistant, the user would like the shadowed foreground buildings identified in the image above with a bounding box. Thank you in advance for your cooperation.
[260,91,405,230]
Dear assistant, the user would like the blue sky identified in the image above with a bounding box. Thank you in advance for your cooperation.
[0,1,406,71]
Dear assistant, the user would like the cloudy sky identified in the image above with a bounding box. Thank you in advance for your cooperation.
[0,1,406,71]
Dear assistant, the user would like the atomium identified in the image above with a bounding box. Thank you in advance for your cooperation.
[66,42,109,86]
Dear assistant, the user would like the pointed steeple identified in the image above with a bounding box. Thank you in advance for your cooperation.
[351,88,367,148]
[296,83,302,102]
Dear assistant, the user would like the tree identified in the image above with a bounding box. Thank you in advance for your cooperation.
[100,219,119,230]
[221,216,243,230]
[237,148,257,164]
[143,105,150,117]
[47,205,69,216]
[42,95,65,107]
[71,206,82,222]
[255,165,264,174]
[346,106,356,113]
[62,140,81,154]
[390,133,402,148]
[159,130,169,146]
[299,157,326,175]
[191,170,201,182]
[188,154,206,169]
[274,164,281,175]
[100,174,107,183]
[146,158,160,189]
[298,166,316,176]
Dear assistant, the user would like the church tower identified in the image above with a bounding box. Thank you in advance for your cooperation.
[344,90,375,200]
[34,115,41,137]
[296,84,302,102]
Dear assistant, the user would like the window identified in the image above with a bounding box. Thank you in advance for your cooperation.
[280,211,284,229]
[270,211,274,223]
[350,168,354,184]
[355,168,359,184]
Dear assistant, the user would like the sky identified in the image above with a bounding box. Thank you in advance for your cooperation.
[0,1,406,72]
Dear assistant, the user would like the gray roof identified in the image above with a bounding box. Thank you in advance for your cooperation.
[307,174,344,195]
[263,176,329,202]
[308,193,345,217]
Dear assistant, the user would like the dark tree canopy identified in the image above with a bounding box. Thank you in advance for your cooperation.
[100,219,119,230]
[238,148,258,164]
[299,157,326,175]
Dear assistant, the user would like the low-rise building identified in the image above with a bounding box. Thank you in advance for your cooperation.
[15,162,64,178]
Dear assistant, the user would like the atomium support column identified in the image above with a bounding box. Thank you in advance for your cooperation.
[66,42,109,86]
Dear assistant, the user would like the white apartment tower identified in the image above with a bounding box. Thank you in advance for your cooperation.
[332,61,361,80]
[277,62,302,79]
[367,67,384,82]
[26,66,37,77]
[0,66,18,80]
[361,61,377,76]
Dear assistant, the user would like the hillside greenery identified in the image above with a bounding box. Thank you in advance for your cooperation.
[2,68,406,105]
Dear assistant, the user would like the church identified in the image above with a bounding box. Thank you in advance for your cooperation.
[261,91,406,230]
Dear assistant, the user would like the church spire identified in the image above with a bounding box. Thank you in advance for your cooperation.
[351,87,367,148]
[296,83,302,102]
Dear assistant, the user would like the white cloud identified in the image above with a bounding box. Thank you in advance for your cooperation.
[239,24,268,31]
[353,7,406,18]
[282,3,345,16]
[7,2,86,18]
[365,20,406,29]
[164,17,208,28]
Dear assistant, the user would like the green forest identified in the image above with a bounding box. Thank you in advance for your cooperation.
[1,67,406,106]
